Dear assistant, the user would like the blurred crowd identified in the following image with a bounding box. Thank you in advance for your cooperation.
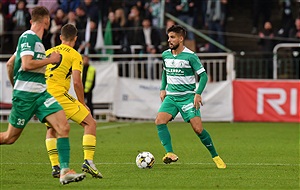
[0,0,300,56]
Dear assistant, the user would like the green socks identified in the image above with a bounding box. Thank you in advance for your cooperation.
[198,129,218,158]
[157,124,218,158]
[57,137,70,169]
[157,124,173,153]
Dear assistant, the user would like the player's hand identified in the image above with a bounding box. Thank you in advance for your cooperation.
[194,94,203,110]
[49,51,61,64]
[160,90,166,102]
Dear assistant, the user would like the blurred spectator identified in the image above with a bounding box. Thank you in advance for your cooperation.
[136,17,162,78]
[78,20,98,55]
[114,8,131,63]
[50,8,65,47]
[80,0,99,24]
[108,11,120,46]
[251,0,273,35]
[174,0,195,40]
[115,7,127,28]
[0,2,4,53]
[289,16,300,78]
[127,5,143,46]
[75,5,88,38]
[136,17,162,54]
[11,0,31,49]
[37,0,59,19]
[111,9,131,55]
[165,0,176,16]
[95,0,113,22]
[63,11,82,49]
[123,0,146,18]
[277,0,294,38]
[145,0,161,27]
[258,21,276,79]
[1,0,16,18]
[60,0,80,13]
[205,0,227,52]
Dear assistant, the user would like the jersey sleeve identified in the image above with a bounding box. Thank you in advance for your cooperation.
[72,52,83,72]
[19,35,35,57]
[190,53,205,75]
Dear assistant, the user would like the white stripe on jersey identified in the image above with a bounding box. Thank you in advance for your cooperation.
[164,59,191,68]
[166,90,195,96]
[20,50,34,57]
[14,80,46,93]
[167,75,196,85]
[196,67,206,75]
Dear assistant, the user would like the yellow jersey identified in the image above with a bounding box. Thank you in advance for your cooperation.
[45,44,83,95]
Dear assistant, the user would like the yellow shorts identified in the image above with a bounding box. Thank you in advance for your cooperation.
[53,91,89,124]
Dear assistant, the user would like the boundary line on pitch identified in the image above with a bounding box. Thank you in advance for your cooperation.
[1,162,299,166]
[96,123,140,130]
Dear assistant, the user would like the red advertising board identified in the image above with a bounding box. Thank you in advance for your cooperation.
[233,80,300,122]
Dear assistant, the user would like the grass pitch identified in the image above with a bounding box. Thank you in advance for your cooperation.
[0,122,299,189]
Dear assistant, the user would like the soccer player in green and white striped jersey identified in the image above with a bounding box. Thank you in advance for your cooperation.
[155,25,226,169]
[0,6,86,184]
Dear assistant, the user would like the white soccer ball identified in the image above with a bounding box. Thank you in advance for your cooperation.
[136,151,155,169]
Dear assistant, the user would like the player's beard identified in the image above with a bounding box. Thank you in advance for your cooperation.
[170,43,179,50]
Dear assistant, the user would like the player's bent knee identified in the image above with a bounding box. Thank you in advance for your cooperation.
[56,124,70,137]
[194,128,203,135]
[155,117,167,125]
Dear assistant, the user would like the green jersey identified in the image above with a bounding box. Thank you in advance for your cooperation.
[161,47,205,96]
[13,30,47,99]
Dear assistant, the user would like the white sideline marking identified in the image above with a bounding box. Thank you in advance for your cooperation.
[1,162,299,166]
[96,123,136,130]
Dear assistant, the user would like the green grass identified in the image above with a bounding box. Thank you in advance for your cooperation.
[0,122,299,189]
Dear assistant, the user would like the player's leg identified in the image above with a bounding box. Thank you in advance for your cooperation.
[155,112,173,153]
[36,93,85,184]
[1,99,34,145]
[43,93,78,178]
[189,117,226,169]
[45,127,60,178]
[45,111,86,184]
[79,112,103,178]
[66,97,102,178]
[0,123,23,145]
[155,96,179,164]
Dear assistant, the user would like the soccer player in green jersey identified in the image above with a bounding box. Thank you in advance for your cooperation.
[0,6,86,184]
[155,25,226,169]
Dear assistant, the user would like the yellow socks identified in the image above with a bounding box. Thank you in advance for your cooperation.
[45,138,59,167]
[83,134,96,161]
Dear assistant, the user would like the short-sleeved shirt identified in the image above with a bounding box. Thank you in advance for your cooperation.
[45,44,83,95]
[45,44,88,123]
[13,30,48,99]
[9,30,63,128]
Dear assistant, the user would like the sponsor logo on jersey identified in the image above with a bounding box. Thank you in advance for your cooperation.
[21,42,31,50]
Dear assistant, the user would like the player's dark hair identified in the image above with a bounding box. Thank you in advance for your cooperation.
[61,24,78,41]
[31,6,49,22]
[167,25,186,39]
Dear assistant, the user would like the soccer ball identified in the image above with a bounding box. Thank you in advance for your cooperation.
[136,151,155,169]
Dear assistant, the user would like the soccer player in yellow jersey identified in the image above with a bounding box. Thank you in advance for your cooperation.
[45,24,103,178]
